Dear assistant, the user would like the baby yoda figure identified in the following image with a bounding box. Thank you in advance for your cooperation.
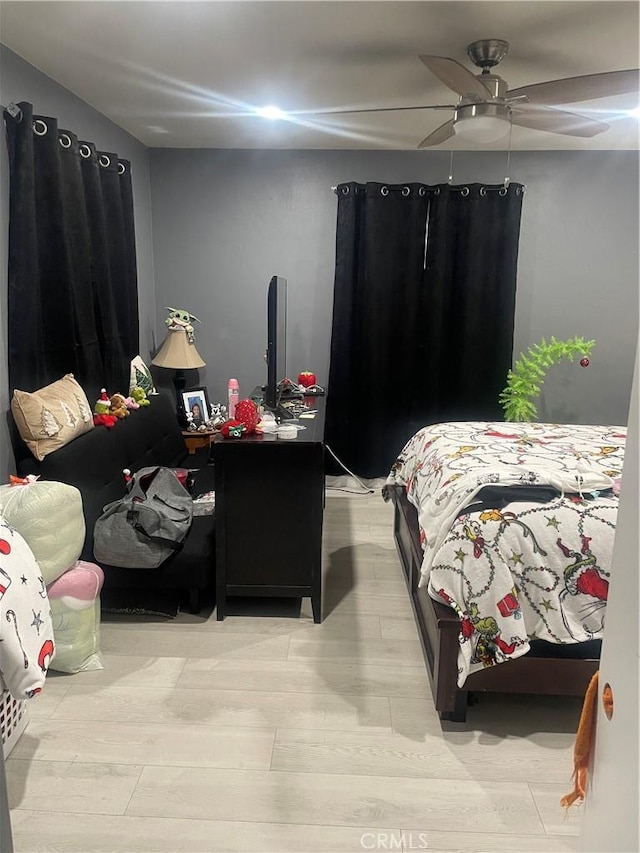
[165,307,201,343]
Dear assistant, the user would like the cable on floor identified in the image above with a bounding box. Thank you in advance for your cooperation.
[325,444,376,494]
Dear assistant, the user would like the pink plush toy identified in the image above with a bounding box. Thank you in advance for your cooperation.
[47,560,104,611]
[124,396,140,410]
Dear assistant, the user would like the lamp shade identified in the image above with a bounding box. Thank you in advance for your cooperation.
[151,329,206,370]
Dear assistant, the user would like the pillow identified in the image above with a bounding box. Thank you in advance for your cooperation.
[11,374,94,461]
[129,356,156,396]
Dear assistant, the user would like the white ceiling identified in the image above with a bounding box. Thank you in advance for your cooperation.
[1,1,639,151]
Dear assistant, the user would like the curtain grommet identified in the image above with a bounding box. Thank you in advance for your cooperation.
[380,186,389,196]
[32,119,48,136]
[58,133,72,149]
[434,187,440,196]
[340,186,349,195]
[479,186,487,197]
[419,187,426,196]
[117,162,126,175]
[461,187,470,197]
[499,186,508,196]
[402,186,410,197]
[99,154,111,168]
[79,144,92,159]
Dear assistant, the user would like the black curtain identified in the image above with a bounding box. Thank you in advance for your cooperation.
[326,180,524,479]
[325,182,430,480]
[4,101,139,397]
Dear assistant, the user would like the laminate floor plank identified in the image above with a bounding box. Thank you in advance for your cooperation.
[9,811,402,853]
[177,658,430,697]
[50,685,392,731]
[126,766,545,835]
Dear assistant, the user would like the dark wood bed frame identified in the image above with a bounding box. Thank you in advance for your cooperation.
[388,485,599,722]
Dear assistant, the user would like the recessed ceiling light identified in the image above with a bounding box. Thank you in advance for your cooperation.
[256,105,286,120]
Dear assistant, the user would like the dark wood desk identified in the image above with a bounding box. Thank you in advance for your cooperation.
[212,397,325,622]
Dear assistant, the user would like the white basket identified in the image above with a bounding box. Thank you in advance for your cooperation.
[1,690,29,758]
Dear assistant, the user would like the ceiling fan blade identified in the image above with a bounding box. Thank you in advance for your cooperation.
[417,118,456,148]
[419,55,493,99]
[510,105,610,137]
[288,104,455,116]
[507,68,640,106]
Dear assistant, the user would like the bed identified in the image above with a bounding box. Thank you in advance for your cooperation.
[384,420,626,722]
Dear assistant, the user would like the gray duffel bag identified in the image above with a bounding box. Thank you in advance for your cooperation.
[94,466,193,569]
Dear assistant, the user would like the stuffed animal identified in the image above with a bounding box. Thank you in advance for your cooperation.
[131,386,150,407]
[93,389,118,429]
[165,307,201,343]
[123,395,140,410]
[220,419,246,439]
[233,399,260,435]
[109,393,129,419]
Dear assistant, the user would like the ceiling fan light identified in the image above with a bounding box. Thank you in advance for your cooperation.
[256,105,286,120]
[454,113,510,142]
[453,101,511,142]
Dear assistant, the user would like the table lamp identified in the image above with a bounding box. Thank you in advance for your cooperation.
[151,328,206,423]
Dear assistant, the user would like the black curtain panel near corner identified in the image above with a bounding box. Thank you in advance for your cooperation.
[3,101,139,397]
[326,180,524,479]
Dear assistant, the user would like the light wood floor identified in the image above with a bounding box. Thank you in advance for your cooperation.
[6,491,583,852]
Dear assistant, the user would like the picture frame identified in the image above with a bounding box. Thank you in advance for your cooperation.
[182,387,210,426]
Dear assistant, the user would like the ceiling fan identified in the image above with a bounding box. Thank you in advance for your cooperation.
[307,39,640,147]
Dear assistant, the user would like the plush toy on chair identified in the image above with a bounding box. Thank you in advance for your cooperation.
[93,389,118,428]
[109,393,130,419]
[131,386,150,407]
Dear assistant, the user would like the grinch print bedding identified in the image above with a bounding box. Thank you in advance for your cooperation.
[0,519,54,700]
[385,421,626,686]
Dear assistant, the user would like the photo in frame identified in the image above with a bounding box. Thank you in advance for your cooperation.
[182,387,210,426]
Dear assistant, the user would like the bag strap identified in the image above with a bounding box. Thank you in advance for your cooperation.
[126,514,184,551]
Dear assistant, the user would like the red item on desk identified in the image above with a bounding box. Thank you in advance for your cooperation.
[220,419,247,439]
[233,399,260,434]
[298,371,316,388]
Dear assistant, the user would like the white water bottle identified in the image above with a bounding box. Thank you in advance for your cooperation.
[228,378,239,419]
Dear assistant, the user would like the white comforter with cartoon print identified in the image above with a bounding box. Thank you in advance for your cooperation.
[0,518,54,700]
[386,421,626,686]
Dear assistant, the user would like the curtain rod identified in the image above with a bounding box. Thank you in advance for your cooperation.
[1,103,23,122]
[331,182,521,194]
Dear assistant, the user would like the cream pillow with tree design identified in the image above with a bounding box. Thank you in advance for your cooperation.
[11,374,94,461]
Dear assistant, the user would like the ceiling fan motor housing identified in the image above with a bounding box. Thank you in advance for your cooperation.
[455,101,510,123]
[467,39,510,70]
[467,73,508,101]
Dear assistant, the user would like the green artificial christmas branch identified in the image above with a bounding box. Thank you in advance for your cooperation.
[499,335,595,422]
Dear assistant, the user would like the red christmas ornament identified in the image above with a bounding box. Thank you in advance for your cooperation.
[580,357,590,367]
[297,371,317,388]
[233,399,260,434]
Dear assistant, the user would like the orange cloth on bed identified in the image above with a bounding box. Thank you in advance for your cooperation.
[561,671,600,809]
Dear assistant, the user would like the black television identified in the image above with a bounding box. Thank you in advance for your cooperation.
[264,275,295,419]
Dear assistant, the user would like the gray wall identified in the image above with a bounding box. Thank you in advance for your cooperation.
[150,148,639,425]
[0,45,156,479]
